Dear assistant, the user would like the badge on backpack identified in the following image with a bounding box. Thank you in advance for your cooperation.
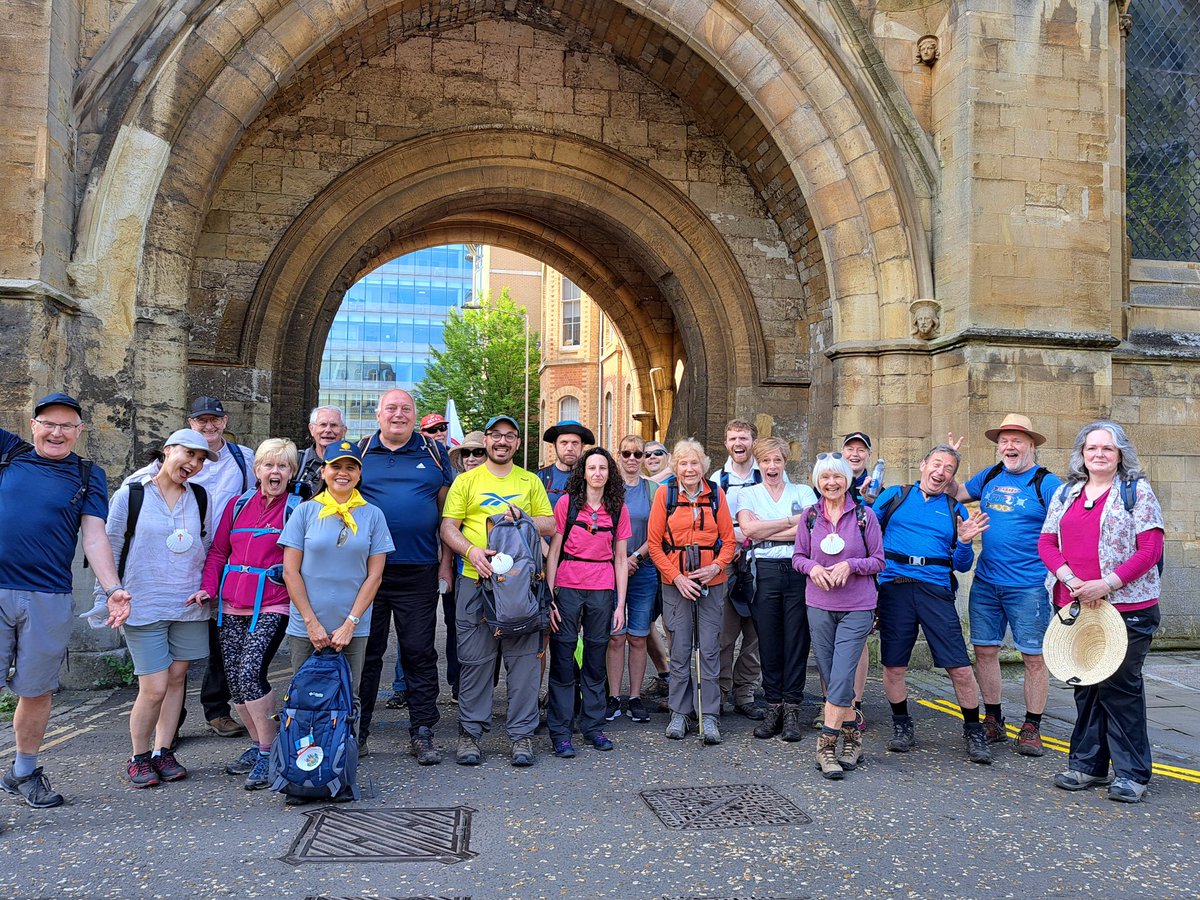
[491,552,514,575]
[296,733,324,771]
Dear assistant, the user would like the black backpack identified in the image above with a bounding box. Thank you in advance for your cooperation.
[876,484,959,590]
[978,463,1053,508]
[0,440,94,511]
[1055,478,1165,576]
[658,475,724,563]
[559,494,621,564]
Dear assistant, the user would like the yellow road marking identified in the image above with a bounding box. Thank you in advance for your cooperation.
[916,698,1200,784]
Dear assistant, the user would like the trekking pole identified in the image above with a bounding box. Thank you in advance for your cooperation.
[692,597,703,745]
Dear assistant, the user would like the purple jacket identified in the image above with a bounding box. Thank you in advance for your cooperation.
[792,497,885,611]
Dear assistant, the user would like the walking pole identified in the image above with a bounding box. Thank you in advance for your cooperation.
[692,597,703,745]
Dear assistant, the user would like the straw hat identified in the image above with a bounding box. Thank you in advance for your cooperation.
[1043,600,1128,686]
[984,413,1046,446]
[449,430,486,468]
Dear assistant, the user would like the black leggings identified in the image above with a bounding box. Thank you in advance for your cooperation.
[218,613,287,705]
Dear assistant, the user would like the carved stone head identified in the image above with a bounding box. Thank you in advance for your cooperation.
[910,299,941,340]
[916,35,940,67]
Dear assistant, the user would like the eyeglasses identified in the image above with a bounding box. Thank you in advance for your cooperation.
[460,448,487,458]
[423,424,448,434]
[33,419,83,434]
[620,450,644,459]
[816,452,844,460]
[645,449,667,457]
[486,431,519,443]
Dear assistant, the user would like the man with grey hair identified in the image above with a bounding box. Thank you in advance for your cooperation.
[871,444,992,765]
[296,405,348,498]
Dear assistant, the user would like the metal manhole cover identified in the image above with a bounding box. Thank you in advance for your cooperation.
[305,897,471,899]
[640,784,811,830]
[282,806,476,865]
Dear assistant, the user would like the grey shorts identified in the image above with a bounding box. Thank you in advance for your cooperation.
[0,589,74,696]
[122,619,210,675]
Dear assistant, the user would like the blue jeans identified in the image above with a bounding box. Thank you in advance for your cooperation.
[968,577,1050,655]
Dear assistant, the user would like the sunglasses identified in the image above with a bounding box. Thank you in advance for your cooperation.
[817,452,844,460]
[645,449,667,457]
[620,450,644,459]
[460,448,487,458]
[423,424,448,433]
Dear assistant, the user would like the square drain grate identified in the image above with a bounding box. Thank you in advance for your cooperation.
[640,783,811,830]
[282,806,476,866]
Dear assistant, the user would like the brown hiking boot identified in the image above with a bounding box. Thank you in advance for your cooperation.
[815,731,844,780]
[753,704,783,739]
[982,714,1008,744]
[837,723,863,770]
[1016,722,1046,756]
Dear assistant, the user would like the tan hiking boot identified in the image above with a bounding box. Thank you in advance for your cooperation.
[837,723,863,770]
[815,731,844,780]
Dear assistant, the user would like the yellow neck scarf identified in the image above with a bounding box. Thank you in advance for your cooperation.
[315,489,367,535]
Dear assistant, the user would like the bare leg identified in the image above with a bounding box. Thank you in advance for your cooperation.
[240,690,278,747]
[1022,652,1048,715]
[973,644,1002,706]
[882,666,909,704]
[646,622,669,675]
[130,671,170,755]
[823,701,853,729]
[12,693,54,756]
[606,635,627,696]
[627,635,648,698]
[946,665,981,709]
[152,660,190,751]
[853,643,870,703]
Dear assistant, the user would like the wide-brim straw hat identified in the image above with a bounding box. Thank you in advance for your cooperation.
[1043,600,1128,686]
[449,430,486,467]
[984,413,1046,446]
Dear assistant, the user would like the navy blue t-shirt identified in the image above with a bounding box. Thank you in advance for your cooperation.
[872,483,974,589]
[358,431,452,565]
[0,428,109,593]
[537,465,571,509]
[964,465,1062,586]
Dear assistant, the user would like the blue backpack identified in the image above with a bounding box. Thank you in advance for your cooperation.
[269,649,359,801]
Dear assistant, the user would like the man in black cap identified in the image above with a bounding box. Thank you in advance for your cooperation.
[0,393,131,809]
[537,420,595,507]
[841,431,881,503]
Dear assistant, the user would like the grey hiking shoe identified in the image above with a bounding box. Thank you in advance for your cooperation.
[511,737,535,767]
[886,717,916,752]
[2,766,64,808]
[665,713,688,740]
[225,745,259,776]
[455,729,482,766]
[700,714,722,745]
[1054,769,1114,791]
[1108,778,1147,804]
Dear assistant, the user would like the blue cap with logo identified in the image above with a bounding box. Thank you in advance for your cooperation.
[485,414,521,433]
[322,440,364,465]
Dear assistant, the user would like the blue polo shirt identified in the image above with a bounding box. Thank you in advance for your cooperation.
[964,465,1062,586]
[536,465,571,508]
[358,431,452,565]
[872,483,974,589]
[0,428,110,593]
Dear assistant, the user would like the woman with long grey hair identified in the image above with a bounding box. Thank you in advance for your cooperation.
[1038,421,1164,804]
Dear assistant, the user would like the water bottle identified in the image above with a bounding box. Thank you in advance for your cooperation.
[867,459,885,499]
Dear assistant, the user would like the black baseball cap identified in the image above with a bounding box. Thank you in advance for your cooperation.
[188,396,227,418]
[842,432,872,452]
[34,392,83,417]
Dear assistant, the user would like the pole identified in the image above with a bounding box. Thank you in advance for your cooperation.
[522,312,530,469]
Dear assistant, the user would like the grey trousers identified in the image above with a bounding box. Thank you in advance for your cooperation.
[455,575,541,742]
[662,581,724,718]
[807,608,873,708]
[719,591,761,705]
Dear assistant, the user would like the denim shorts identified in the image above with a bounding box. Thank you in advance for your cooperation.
[123,619,210,675]
[968,576,1051,655]
[0,589,74,696]
[613,564,658,637]
[878,580,970,669]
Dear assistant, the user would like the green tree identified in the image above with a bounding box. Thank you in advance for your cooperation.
[414,288,540,435]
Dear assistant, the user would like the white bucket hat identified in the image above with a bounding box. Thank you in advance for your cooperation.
[1043,600,1128,686]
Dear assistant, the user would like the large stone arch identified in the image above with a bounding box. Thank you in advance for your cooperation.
[69,0,936,457]
[240,128,757,441]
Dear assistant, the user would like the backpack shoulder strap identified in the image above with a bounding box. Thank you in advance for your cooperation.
[978,462,1004,493]
[945,493,959,551]
[877,484,912,533]
[537,467,553,490]
[0,440,33,473]
[421,434,444,471]
[1031,466,1051,507]
[190,483,209,539]
[1120,477,1139,512]
[357,436,371,452]
[561,493,581,553]
[231,487,258,525]
[706,479,721,515]
[855,503,870,547]
[663,476,679,514]
[718,469,730,492]
[285,492,302,522]
[230,444,249,491]
[118,482,146,580]
[804,506,818,533]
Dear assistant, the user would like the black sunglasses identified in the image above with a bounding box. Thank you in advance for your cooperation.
[817,452,844,460]
[423,424,448,433]
[620,450,644,459]
[645,449,667,457]
[460,448,486,458]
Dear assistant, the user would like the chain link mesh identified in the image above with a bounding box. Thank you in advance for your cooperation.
[1127,0,1200,261]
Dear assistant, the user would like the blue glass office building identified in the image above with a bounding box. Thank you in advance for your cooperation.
[319,245,475,436]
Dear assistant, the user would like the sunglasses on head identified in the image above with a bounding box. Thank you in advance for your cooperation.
[646,449,667,457]
[620,450,644,459]
[460,448,486,458]
[423,424,448,433]
[817,452,844,460]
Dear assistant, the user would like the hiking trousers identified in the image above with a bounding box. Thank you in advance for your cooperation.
[455,575,541,742]
[548,587,614,744]
[661,581,724,718]
[719,592,761,705]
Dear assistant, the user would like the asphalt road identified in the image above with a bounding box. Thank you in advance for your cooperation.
[2,655,1198,900]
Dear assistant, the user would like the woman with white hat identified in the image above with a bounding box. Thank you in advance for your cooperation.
[449,431,487,473]
[1038,421,1165,804]
[99,429,217,788]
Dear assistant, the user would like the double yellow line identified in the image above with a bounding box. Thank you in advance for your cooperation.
[918,697,1200,785]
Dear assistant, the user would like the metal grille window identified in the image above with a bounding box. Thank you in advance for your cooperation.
[1127,0,1200,261]
[562,279,582,346]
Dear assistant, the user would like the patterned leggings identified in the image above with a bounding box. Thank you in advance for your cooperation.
[218,612,287,704]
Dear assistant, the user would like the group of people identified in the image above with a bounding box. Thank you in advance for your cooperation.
[0,390,1165,811]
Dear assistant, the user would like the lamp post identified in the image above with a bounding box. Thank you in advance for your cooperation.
[462,301,531,468]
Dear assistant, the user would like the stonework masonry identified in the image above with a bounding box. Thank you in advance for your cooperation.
[1,0,1197,681]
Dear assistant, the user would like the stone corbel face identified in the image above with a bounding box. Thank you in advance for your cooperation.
[915,35,939,67]
[1112,0,1132,37]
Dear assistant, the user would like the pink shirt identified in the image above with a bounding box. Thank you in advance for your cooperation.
[201,491,292,618]
[1037,488,1162,610]
[553,494,632,591]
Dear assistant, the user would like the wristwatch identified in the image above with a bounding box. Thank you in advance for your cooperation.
[104,584,124,599]
[632,551,641,563]
[347,613,361,625]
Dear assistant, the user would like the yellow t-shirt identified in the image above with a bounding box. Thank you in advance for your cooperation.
[443,464,553,579]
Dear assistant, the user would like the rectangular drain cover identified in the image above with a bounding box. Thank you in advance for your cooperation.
[640,784,811,830]
[282,806,476,866]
